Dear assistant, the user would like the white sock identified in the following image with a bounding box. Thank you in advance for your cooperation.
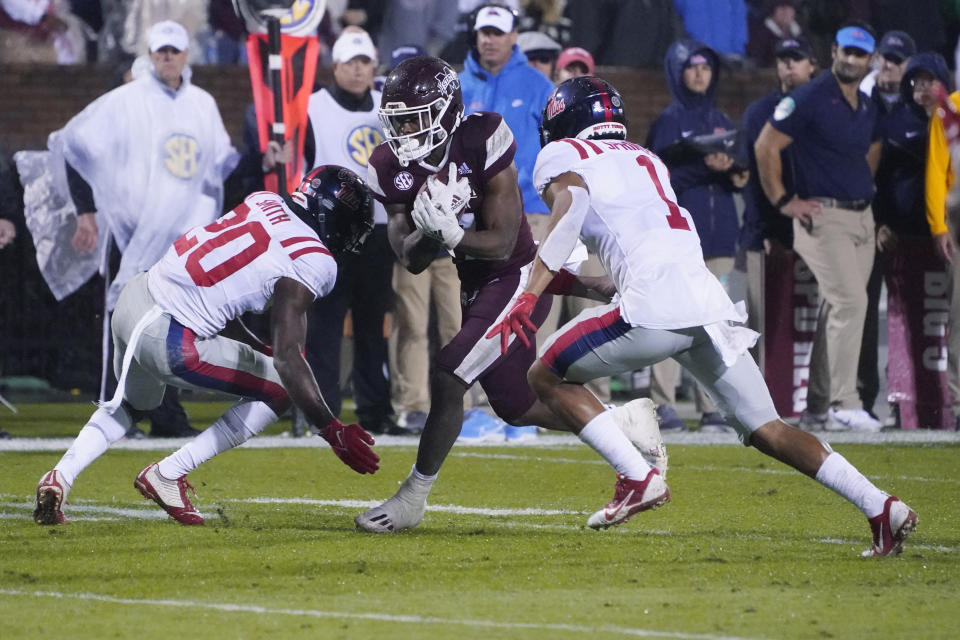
[407,464,437,495]
[158,401,278,479]
[56,406,133,486]
[578,410,652,480]
[815,452,888,518]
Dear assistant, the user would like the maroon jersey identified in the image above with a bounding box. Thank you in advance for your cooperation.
[367,111,536,289]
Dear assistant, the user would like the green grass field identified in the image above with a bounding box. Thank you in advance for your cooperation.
[1,402,958,639]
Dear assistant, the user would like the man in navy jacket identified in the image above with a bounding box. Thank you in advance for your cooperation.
[645,39,749,432]
[739,37,816,370]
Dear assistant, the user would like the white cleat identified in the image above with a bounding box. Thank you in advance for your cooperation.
[355,472,431,533]
[611,398,668,478]
[829,408,882,432]
[586,469,670,530]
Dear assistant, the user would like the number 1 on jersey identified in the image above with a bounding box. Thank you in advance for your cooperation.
[635,155,690,231]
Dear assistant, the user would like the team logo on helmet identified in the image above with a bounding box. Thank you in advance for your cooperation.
[394,171,415,191]
[546,96,565,120]
[435,68,459,96]
[336,185,361,209]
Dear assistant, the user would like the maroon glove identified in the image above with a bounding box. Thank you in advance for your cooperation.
[486,292,539,354]
[321,419,380,474]
[544,268,577,295]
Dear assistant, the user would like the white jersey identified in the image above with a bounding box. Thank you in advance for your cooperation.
[53,68,240,308]
[533,138,743,330]
[147,191,337,338]
[306,87,388,225]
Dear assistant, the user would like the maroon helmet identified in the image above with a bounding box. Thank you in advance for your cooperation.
[378,56,464,165]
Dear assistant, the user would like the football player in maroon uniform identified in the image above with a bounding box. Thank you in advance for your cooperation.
[356,56,661,534]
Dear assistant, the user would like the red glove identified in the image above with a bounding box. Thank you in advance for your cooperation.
[321,420,380,474]
[486,292,539,354]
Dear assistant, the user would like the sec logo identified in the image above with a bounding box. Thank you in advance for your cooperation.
[347,125,384,167]
[394,171,414,191]
[163,134,201,179]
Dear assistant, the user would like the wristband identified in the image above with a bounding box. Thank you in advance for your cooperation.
[772,193,792,211]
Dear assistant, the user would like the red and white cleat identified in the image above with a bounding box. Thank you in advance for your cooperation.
[135,462,204,526]
[862,496,918,557]
[586,469,670,530]
[34,470,70,525]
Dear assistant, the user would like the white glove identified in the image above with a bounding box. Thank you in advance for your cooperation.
[426,162,472,219]
[411,191,464,250]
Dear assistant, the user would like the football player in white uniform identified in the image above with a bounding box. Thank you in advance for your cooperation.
[34,166,381,527]
[490,77,918,557]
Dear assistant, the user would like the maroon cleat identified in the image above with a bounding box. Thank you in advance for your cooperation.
[862,496,918,557]
[135,462,204,525]
[586,469,670,530]
[34,470,69,525]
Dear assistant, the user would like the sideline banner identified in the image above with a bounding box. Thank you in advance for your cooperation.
[885,237,952,430]
[762,251,818,418]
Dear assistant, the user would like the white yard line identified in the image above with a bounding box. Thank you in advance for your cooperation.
[2,496,955,553]
[0,588,764,640]
[2,429,959,452]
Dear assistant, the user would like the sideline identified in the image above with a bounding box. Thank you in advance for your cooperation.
[2,429,959,452]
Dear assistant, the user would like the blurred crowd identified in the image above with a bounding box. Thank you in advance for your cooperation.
[2,1,957,71]
[2,0,960,438]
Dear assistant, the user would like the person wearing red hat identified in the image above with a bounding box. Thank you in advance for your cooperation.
[555,47,595,82]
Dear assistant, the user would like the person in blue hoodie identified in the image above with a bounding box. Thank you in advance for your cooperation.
[460,5,555,225]
[458,4,557,440]
[645,39,749,432]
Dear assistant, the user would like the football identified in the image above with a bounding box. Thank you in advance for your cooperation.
[416,168,470,220]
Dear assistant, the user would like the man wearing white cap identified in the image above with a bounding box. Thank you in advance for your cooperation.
[51,19,239,437]
[458,4,558,420]
[291,27,400,435]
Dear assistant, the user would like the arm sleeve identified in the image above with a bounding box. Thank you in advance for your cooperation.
[926,112,952,236]
[65,159,96,213]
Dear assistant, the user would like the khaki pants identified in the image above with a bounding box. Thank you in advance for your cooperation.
[649,256,735,412]
[792,206,875,413]
[527,213,611,403]
[389,257,461,414]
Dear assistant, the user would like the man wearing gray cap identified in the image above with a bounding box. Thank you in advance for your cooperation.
[517,30,561,80]
[52,19,239,438]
